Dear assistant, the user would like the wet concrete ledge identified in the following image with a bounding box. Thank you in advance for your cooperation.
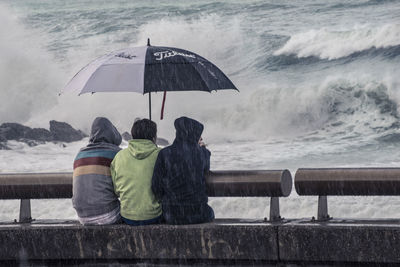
[280,219,400,264]
[0,219,278,265]
[1,219,400,265]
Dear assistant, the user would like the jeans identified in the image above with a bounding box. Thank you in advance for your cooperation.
[122,215,163,226]
[163,204,215,225]
[78,206,121,225]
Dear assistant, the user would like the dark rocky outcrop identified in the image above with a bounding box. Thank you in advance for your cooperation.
[25,128,53,142]
[0,134,8,150]
[0,142,9,150]
[49,120,87,142]
[0,121,87,148]
[0,134,6,143]
[0,123,31,140]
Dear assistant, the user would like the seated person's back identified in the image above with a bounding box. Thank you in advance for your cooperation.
[72,117,122,225]
[111,119,162,225]
[152,116,214,225]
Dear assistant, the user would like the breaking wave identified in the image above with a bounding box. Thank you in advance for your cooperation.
[274,24,400,60]
[206,78,400,142]
[0,3,63,124]
[1,1,399,144]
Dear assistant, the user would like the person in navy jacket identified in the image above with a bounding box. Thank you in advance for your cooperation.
[152,117,214,224]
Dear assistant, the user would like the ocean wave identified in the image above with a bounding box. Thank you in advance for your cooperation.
[330,0,398,10]
[274,24,400,60]
[2,1,399,145]
[205,78,400,142]
[0,3,63,124]
[265,44,400,71]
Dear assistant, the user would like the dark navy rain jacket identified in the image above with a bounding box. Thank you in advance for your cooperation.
[151,117,214,224]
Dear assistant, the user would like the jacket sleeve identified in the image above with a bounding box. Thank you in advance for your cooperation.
[151,152,165,201]
[201,147,211,172]
[110,159,119,197]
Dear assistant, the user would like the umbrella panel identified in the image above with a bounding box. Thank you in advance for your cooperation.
[62,44,237,120]
[143,46,237,93]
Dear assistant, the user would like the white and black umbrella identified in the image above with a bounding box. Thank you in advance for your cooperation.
[62,39,237,120]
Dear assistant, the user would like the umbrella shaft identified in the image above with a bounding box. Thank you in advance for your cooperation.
[149,93,152,120]
[161,91,167,120]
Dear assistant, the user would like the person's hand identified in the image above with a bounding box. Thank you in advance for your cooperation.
[199,137,206,147]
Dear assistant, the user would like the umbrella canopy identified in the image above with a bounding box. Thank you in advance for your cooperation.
[62,39,238,119]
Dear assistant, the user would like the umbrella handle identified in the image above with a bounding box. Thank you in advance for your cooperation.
[160,91,167,120]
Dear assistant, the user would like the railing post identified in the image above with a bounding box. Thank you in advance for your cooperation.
[19,199,32,223]
[317,195,331,221]
[269,197,281,222]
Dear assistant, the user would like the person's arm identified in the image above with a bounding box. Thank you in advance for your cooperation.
[110,159,119,197]
[201,147,211,173]
[199,137,211,172]
[151,152,165,201]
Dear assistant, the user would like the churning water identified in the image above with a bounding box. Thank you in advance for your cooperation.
[1,0,400,221]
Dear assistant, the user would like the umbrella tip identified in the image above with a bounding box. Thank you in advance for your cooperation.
[147,38,151,46]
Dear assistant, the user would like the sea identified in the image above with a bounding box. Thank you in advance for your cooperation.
[1,0,400,221]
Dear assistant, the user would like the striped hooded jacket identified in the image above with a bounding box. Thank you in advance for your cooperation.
[72,117,122,218]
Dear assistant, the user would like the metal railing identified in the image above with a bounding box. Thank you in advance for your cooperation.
[0,170,292,223]
[295,168,400,221]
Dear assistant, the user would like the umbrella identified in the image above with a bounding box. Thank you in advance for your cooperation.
[62,39,238,120]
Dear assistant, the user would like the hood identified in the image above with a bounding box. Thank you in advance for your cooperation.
[89,117,122,146]
[128,139,158,159]
[174,117,204,144]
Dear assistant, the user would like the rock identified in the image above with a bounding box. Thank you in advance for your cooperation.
[25,128,53,142]
[156,137,169,146]
[0,123,31,140]
[19,138,46,147]
[0,133,9,149]
[0,120,87,148]
[0,123,52,143]
[121,132,132,141]
[49,120,87,142]
[0,144,9,150]
[0,142,10,150]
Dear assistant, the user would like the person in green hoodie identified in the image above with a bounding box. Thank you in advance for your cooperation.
[110,119,162,225]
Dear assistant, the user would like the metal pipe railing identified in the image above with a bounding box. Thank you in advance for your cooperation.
[206,170,292,197]
[0,170,292,223]
[295,168,400,221]
[0,172,72,199]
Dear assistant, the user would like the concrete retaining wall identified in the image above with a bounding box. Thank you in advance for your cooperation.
[1,219,399,265]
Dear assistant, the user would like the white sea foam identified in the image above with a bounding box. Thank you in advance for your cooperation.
[274,24,400,60]
[2,138,400,222]
[0,3,63,125]
[2,4,397,142]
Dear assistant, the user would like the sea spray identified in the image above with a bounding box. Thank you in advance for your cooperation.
[274,24,400,60]
[1,1,399,144]
[0,3,63,125]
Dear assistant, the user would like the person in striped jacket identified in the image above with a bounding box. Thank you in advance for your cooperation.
[72,117,122,225]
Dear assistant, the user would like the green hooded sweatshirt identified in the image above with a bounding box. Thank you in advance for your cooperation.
[111,139,161,221]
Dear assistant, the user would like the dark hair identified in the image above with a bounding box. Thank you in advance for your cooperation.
[131,119,157,141]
